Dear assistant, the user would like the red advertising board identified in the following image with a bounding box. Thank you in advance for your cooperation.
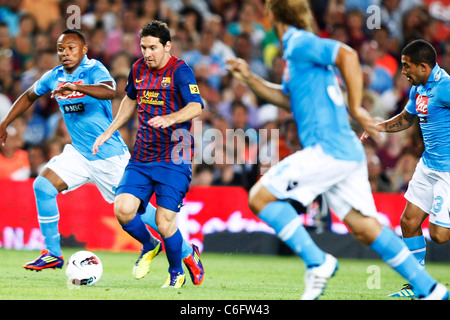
[0,179,428,252]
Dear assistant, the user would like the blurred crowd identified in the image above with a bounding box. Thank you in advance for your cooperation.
[0,0,449,194]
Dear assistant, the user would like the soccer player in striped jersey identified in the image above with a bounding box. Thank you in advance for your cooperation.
[0,29,163,272]
[93,21,204,288]
[363,40,450,298]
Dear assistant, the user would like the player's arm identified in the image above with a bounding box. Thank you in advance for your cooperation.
[379,109,417,133]
[92,95,137,155]
[51,81,116,100]
[148,102,202,129]
[334,44,381,140]
[0,86,39,146]
[225,58,290,111]
[361,109,417,140]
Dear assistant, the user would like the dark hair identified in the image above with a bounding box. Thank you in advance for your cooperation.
[140,20,171,45]
[402,39,436,68]
[61,28,86,45]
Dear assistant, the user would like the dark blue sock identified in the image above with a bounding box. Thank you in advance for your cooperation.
[163,229,184,274]
[121,214,159,252]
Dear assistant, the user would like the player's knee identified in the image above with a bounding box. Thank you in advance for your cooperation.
[430,229,449,244]
[155,218,176,238]
[33,176,58,200]
[114,199,135,224]
[400,213,422,234]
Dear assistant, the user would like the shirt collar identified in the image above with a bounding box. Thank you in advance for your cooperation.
[427,63,443,83]
[281,26,297,46]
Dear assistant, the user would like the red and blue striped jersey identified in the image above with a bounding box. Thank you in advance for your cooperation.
[126,56,203,165]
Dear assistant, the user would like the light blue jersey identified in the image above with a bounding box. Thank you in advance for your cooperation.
[34,55,127,160]
[405,64,450,172]
[281,27,365,161]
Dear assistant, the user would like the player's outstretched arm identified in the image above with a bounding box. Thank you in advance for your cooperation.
[51,81,116,100]
[92,95,137,155]
[361,109,417,141]
[0,86,39,146]
[335,44,381,140]
[225,58,290,111]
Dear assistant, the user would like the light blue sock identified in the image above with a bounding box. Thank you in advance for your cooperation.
[33,176,62,257]
[370,227,436,297]
[140,204,193,259]
[403,235,426,269]
[258,201,326,268]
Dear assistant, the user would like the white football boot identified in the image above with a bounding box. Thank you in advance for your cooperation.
[419,283,449,300]
[301,254,338,300]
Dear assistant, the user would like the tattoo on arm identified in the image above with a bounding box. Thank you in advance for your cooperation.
[384,111,416,132]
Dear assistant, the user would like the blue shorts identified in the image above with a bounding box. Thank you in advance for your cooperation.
[116,161,191,213]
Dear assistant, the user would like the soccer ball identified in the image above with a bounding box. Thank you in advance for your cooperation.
[65,250,103,286]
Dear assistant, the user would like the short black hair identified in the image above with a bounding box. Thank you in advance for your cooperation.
[139,20,171,45]
[61,28,86,45]
[402,39,437,68]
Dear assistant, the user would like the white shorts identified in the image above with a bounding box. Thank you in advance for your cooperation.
[260,144,377,221]
[45,144,130,203]
[404,158,450,228]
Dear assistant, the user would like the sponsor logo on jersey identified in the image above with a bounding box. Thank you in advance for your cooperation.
[63,102,85,114]
[57,80,86,99]
[415,94,429,115]
[140,90,163,105]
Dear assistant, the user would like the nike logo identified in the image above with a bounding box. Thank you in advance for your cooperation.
[136,79,143,83]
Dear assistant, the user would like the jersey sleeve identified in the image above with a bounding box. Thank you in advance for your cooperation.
[404,86,418,115]
[174,64,204,108]
[89,61,115,87]
[125,68,137,100]
[291,34,341,67]
[33,69,54,96]
[438,79,450,108]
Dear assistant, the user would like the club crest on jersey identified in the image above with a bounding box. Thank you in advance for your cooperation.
[415,94,429,115]
[57,81,86,99]
[161,77,171,88]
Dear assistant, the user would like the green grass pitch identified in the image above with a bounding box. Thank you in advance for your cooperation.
[1,248,449,300]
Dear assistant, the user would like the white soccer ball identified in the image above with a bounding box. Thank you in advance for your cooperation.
[65,250,103,286]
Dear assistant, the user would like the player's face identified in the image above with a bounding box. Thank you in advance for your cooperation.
[56,33,88,74]
[140,36,171,70]
[401,55,427,86]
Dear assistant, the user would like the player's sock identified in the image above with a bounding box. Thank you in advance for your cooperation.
[33,176,62,257]
[370,227,436,297]
[163,228,184,274]
[403,235,426,269]
[258,201,326,268]
[140,204,192,259]
[121,214,159,252]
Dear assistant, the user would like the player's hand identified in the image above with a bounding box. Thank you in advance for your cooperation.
[225,58,252,83]
[51,83,77,99]
[148,115,175,129]
[360,117,384,142]
[92,132,112,156]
